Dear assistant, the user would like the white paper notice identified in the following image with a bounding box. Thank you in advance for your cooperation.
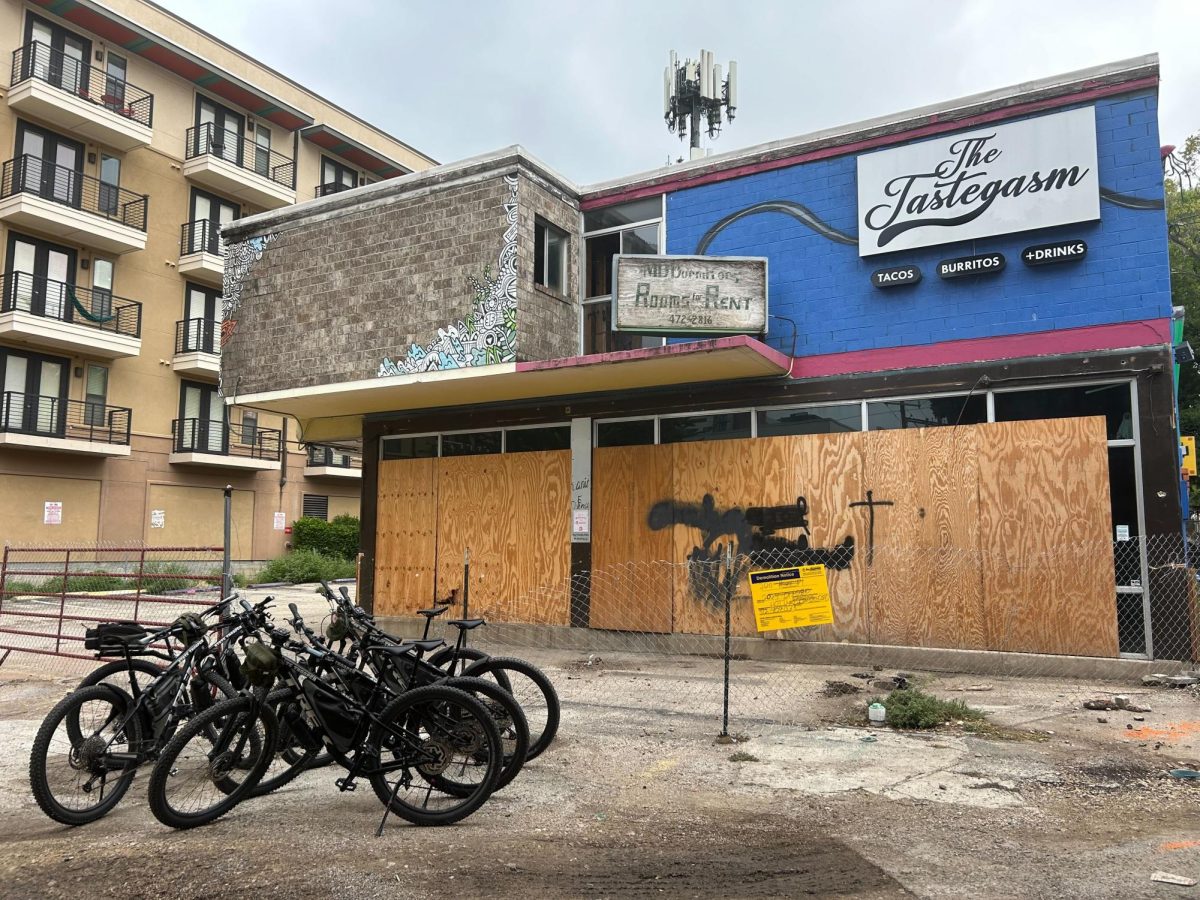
[43,501,62,525]
[573,510,590,535]
[1115,524,1130,542]
[273,512,287,531]
[150,509,166,529]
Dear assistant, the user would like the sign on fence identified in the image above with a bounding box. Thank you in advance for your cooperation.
[747,565,834,631]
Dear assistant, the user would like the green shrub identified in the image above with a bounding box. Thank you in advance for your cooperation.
[4,573,126,594]
[292,515,360,561]
[141,561,210,593]
[255,549,356,585]
[871,688,986,730]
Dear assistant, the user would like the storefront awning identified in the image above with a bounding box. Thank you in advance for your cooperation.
[232,335,790,442]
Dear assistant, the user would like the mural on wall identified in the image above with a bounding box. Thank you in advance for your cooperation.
[647,493,861,607]
[220,233,279,348]
[377,174,520,376]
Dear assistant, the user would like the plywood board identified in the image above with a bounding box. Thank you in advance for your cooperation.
[374,458,437,617]
[435,452,571,626]
[591,444,675,632]
[864,427,986,650]
[977,417,1118,657]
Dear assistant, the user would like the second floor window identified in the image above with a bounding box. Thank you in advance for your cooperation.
[534,220,567,294]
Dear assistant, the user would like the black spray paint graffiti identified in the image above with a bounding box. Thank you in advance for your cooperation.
[848,490,894,566]
[647,494,856,608]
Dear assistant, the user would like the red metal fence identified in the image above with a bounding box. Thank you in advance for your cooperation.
[0,544,225,661]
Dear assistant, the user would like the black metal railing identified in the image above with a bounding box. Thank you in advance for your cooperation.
[11,41,154,128]
[0,154,148,231]
[185,123,295,190]
[180,219,224,257]
[174,318,218,354]
[0,391,131,445]
[2,271,141,338]
[172,417,281,461]
[314,181,356,198]
[305,443,362,468]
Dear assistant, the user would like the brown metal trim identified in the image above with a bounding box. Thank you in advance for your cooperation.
[358,432,380,613]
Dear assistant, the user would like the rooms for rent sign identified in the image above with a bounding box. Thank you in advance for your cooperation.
[857,106,1100,257]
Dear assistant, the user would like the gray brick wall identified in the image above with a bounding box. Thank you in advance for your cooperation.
[222,162,582,397]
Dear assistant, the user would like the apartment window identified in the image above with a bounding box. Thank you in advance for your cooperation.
[583,198,663,355]
[99,155,120,216]
[240,409,258,445]
[103,53,127,112]
[84,364,108,426]
[381,435,438,460]
[534,220,567,294]
[91,259,114,320]
[302,494,329,521]
[319,156,357,196]
[253,125,271,177]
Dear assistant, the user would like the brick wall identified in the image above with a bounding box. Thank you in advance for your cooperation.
[664,91,1172,361]
[518,173,580,361]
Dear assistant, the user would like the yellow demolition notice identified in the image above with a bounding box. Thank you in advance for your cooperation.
[747,565,834,632]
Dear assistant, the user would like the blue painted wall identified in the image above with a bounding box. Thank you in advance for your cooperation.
[665,91,1171,358]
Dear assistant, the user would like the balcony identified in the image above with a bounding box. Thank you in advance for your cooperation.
[0,392,131,456]
[0,155,148,254]
[178,220,224,287]
[314,181,356,199]
[183,124,295,209]
[303,443,362,479]
[170,418,281,470]
[8,42,153,151]
[1,271,141,358]
[172,318,219,378]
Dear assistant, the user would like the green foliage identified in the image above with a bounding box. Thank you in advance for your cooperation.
[291,515,360,561]
[140,561,207,593]
[255,549,356,585]
[4,574,125,594]
[1166,136,1200,509]
[870,688,985,730]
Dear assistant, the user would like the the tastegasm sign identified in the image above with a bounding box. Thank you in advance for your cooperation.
[856,106,1100,257]
[612,255,767,335]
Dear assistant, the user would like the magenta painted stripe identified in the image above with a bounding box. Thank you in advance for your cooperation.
[582,75,1159,210]
[787,319,1172,380]
[515,334,790,373]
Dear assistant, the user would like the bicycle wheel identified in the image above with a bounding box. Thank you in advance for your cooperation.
[443,676,529,791]
[67,659,162,745]
[30,684,143,826]
[427,646,490,677]
[367,685,501,827]
[460,656,560,760]
[147,695,277,830]
[251,686,321,798]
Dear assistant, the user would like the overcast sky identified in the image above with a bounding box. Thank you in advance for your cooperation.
[160,0,1199,184]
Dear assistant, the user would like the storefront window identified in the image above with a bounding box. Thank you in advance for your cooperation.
[596,419,655,447]
[660,412,751,444]
[381,435,438,460]
[757,404,862,437]
[992,383,1133,440]
[441,431,502,457]
[867,395,986,430]
[505,426,570,453]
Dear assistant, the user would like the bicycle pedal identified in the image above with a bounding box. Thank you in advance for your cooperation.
[334,777,357,792]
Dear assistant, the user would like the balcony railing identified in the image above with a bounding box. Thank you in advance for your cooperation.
[11,41,154,128]
[172,417,282,461]
[185,123,294,190]
[0,154,148,231]
[306,443,362,468]
[175,317,218,354]
[314,181,356,199]
[180,220,224,257]
[2,270,142,337]
[0,391,131,445]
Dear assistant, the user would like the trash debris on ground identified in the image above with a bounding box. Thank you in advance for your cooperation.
[1168,768,1200,780]
[860,734,878,743]
[821,680,862,697]
[1084,697,1151,713]
[850,672,874,680]
[1150,871,1197,886]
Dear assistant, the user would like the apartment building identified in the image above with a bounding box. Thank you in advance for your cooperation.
[0,0,434,556]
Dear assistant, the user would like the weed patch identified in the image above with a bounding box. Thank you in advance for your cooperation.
[870,688,986,730]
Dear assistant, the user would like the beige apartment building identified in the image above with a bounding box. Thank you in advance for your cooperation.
[0,0,433,556]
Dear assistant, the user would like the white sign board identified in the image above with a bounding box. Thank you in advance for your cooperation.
[43,501,62,525]
[273,512,287,531]
[150,509,166,529]
[857,106,1099,257]
[612,255,767,335]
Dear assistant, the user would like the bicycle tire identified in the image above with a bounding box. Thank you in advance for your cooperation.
[67,659,163,745]
[30,684,143,826]
[367,685,501,827]
[460,655,560,760]
[427,646,490,677]
[147,694,277,830]
[442,676,529,791]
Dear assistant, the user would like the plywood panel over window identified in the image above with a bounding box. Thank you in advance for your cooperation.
[374,458,437,616]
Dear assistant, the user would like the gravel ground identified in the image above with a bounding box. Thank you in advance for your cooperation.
[1,584,1199,899]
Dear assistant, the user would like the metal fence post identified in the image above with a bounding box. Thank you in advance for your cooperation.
[222,484,232,606]
[720,542,734,739]
[56,548,71,656]
[462,547,471,620]
[133,546,146,622]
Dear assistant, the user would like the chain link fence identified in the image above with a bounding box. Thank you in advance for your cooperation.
[0,544,225,667]
[433,534,1200,729]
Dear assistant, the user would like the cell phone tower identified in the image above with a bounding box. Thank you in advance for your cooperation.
[664,49,738,161]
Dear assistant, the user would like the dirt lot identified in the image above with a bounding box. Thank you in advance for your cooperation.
[1,586,1199,899]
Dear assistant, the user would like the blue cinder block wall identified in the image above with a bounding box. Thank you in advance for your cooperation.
[665,91,1171,359]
